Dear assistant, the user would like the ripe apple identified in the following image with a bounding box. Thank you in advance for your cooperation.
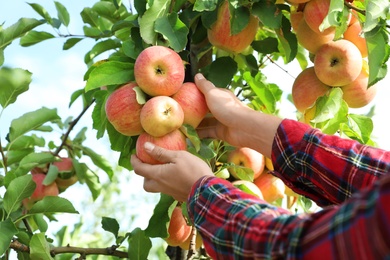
[303,0,335,35]
[292,67,330,112]
[314,39,363,87]
[134,46,185,97]
[105,82,144,136]
[207,1,259,54]
[254,171,285,203]
[171,82,209,128]
[23,173,59,210]
[341,61,377,108]
[343,21,368,58]
[290,9,304,33]
[232,179,264,199]
[227,147,265,180]
[136,129,187,165]
[140,96,184,137]
[165,206,192,247]
[53,157,78,192]
[296,18,335,54]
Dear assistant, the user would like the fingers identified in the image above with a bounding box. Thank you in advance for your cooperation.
[194,73,216,95]
[145,142,179,164]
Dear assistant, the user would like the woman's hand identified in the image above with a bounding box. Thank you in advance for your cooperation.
[131,142,214,202]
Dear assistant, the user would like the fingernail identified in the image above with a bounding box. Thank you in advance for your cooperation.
[144,142,155,153]
[195,73,204,80]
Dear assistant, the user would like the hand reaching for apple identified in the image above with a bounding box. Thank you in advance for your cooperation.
[131,142,214,202]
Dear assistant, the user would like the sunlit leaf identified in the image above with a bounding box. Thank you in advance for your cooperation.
[3,174,34,215]
[27,196,79,215]
[0,18,43,49]
[54,1,70,27]
[155,12,189,51]
[20,30,55,47]
[128,228,152,260]
[29,233,53,260]
[0,67,32,109]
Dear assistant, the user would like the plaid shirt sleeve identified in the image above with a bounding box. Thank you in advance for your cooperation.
[187,119,390,259]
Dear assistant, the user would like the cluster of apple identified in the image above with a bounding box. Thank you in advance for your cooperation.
[23,157,77,210]
[221,146,298,205]
[105,45,209,164]
[290,0,377,119]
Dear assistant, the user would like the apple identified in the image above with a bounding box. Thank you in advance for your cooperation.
[179,230,203,250]
[171,82,209,128]
[343,21,368,58]
[341,61,377,108]
[136,129,187,165]
[140,96,184,137]
[227,147,265,181]
[290,9,304,33]
[254,171,286,203]
[105,82,144,136]
[232,180,264,199]
[314,39,363,87]
[292,67,330,112]
[165,206,192,247]
[53,157,78,191]
[207,1,259,54]
[134,46,185,97]
[23,173,59,209]
[303,0,335,35]
[264,156,274,171]
[295,18,335,54]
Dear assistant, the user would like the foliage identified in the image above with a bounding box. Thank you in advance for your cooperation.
[0,0,389,259]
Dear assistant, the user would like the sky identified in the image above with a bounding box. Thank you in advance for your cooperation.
[1,0,390,255]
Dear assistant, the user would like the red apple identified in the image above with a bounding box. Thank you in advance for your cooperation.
[227,147,265,180]
[105,82,144,136]
[314,39,363,87]
[171,82,209,128]
[140,96,184,137]
[254,171,285,203]
[23,173,59,209]
[341,61,377,108]
[207,1,259,54]
[296,18,335,54]
[134,46,185,97]
[53,157,78,191]
[292,67,330,112]
[343,21,368,58]
[232,179,264,199]
[303,0,335,35]
[165,206,192,247]
[136,129,187,165]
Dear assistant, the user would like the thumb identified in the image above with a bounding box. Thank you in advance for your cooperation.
[194,73,216,95]
[144,142,178,164]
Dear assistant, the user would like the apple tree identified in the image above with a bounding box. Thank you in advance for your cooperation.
[0,0,389,259]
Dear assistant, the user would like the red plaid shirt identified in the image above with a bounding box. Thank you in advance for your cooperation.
[187,119,390,259]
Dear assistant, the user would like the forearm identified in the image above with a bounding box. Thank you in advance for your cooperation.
[232,108,283,159]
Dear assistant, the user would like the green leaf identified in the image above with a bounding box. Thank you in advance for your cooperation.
[63,37,83,50]
[341,114,374,144]
[27,196,79,215]
[363,0,389,32]
[0,18,43,49]
[0,48,4,66]
[180,124,201,152]
[319,0,345,33]
[138,0,170,44]
[252,37,279,54]
[13,152,56,177]
[80,7,99,27]
[275,16,297,63]
[366,27,389,87]
[0,67,32,109]
[33,213,48,232]
[0,219,18,257]
[29,233,53,260]
[79,146,114,180]
[84,39,122,64]
[20,30,55,47]
[193,0,218,12]
[27,2,53,25]
[128,228,152,260]
[9,107,60,142]
[230,5,250,35]
[3,174,35,215]
[155,12,189,52]
[144,194,176,238]
[102,217,120,238]
[54,1,70,27]
[85,61,134,92]
[252,0,282,29]
[207,56,237,88]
